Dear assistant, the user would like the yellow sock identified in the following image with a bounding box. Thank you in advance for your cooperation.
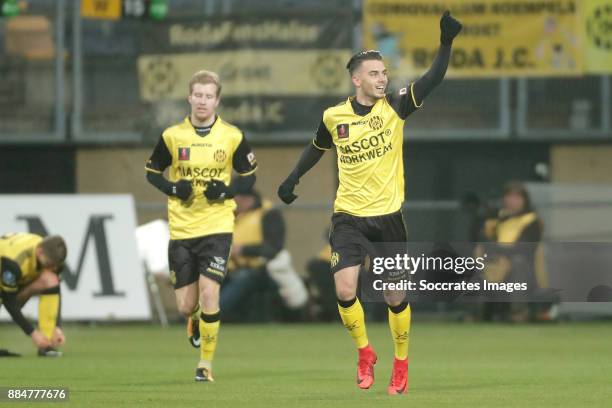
[388,304,411,360]
[38,292,60,340]
[338,298,369,349]
[199,311,220,363]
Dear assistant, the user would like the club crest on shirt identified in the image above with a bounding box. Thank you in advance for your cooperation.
[178,147,190,161]
[2,270,16,286]
[214,149,227,163]
[337,123,349,139]
[369,115,383,130]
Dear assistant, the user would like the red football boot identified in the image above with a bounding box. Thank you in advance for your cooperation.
[387,357,409,395]
[356,344,377,389]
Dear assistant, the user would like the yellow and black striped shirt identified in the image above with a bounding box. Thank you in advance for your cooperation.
[146,116,258,240]
[0,233,43,293]
[313,84,422,217]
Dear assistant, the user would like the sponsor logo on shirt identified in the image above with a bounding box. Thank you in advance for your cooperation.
[247,152,257,166]
[178,147,190,161]
[337,123,349,139]
[350,119,368,126]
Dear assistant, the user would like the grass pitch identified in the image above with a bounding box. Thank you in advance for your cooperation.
[1,321,612,407]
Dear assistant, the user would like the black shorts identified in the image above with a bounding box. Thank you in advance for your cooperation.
[329,210,407,274]
[168,233,232,288]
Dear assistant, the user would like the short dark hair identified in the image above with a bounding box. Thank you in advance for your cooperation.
[39,235,67,270]
[346,50,383,75]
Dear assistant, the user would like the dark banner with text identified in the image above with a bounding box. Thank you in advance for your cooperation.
[137,12,353,134]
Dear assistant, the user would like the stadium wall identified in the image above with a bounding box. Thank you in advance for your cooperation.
[551,145,612,183]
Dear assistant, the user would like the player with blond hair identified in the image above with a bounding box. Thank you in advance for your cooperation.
[146,70,257,381]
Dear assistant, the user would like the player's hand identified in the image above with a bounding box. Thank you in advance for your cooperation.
[440,10,462,45]
[172,179,193,201]
[31,330,51,349]
[277,175,299,204]
[204,179,233,201]
[51,327,65,347]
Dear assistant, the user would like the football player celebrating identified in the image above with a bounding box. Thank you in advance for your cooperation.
[278,11,462,394]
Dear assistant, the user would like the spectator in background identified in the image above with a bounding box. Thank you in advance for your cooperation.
[305,241,338,322]
[479,181,553,322]
[222,177,307,322]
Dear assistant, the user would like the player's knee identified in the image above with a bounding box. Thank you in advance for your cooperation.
[200,297,219,313]
[333,266,360,301]
[385,298,402,307]
[383,290,406,307]
[200,284,219,299]
[176,297,198,317]
[199,284,220,312]
[336,286,357,302]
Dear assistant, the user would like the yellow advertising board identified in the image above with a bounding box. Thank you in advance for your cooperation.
[582,0,612,73]
[137,50,352,101]
[81,0,121,21]
[363,0,583,77]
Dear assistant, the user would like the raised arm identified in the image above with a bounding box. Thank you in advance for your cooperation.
[412,11,462,104]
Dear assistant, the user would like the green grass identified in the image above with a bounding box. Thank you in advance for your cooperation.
[1,322,612,407]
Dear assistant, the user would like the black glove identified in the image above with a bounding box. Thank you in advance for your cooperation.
[204,179,233,201]
[172,179,192,201]
[440,10,462,45]
[277,175,299,204]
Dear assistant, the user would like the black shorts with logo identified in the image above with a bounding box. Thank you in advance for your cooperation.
[329,210,407,274]
[168,233,232,288]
